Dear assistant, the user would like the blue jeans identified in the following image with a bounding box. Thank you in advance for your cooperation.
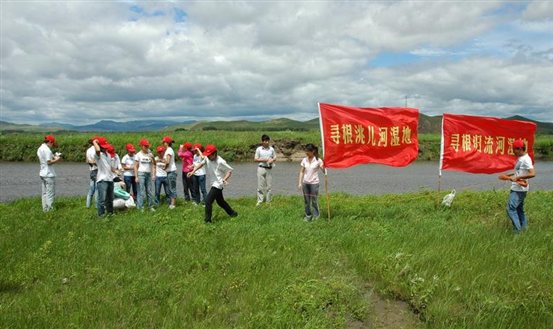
[86,169,97,208]
[96,180,114,217]
[123,175,137,198]
[507,191,528,232]
[155,176,170,205]
[137,172,154,209]
[192,174,207,203]
[302,183,320,218]
[166,171,177,200]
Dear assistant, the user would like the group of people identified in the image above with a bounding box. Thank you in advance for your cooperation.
[37,133,535,231]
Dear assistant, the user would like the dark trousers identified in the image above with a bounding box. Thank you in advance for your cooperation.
[96,181,114,217]
[204,187,236,222]
[181,173,193,201]
[123,175,137,199]
[191,174,207,204]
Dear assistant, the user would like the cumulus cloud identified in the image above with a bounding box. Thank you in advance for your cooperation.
[1,0,552,125]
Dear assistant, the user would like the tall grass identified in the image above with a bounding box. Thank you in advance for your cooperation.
[1,191,552,328]
[2,131,552,162]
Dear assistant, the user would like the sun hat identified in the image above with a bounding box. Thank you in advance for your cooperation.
[193,143,202,150]
[139,139,150,147]
[44,135,56,146]
[162,136,174,143]
[203,144,217,157]
[126,143,136,153]
[183,142,193,150]
[156,146,166,153]
[513,139,525,149]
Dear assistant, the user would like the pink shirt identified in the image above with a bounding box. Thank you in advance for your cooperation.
[178,147,194,173]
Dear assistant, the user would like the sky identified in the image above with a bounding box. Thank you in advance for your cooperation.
[1,0,552,125]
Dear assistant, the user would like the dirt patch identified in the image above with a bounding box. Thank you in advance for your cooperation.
[348,286,422,329]
[249,139,306,162]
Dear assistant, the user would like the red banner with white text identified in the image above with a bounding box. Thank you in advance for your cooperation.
[440,113,536,174]
[319,103,419,169]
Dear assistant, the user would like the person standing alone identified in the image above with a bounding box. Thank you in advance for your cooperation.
[37,135,61,212]
[499,139,536,233]
[254,134,276,206]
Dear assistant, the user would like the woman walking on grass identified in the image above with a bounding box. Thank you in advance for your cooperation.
[298,144,324,221]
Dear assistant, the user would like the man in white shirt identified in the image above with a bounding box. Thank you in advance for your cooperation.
[85,138,98,208]
[37,135,61,212]
[254,134,276,206]
[188,144,238,223]
[499,139,536,233]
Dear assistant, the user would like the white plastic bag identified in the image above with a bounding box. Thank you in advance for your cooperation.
[441,189,456,207]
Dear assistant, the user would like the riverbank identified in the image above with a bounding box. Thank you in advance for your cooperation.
[1,191,552,328]
[2,161,553,203]
[1,131,552,162]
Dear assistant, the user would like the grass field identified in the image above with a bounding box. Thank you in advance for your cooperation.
[1,131,552,162]
[1,191,552,328]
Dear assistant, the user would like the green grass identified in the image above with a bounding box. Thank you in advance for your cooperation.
[2,131,552,162]
[1,191,552,328]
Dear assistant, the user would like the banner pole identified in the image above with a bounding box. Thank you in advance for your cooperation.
[324,169,331,221]
[438,114,445,192]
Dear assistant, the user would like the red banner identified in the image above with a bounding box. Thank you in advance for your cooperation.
[440,113,536,174]
[319,103,419,169]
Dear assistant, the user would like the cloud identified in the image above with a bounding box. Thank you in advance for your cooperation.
[1,1,552,125]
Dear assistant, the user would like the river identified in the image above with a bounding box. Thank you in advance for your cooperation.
[1,161,552,203]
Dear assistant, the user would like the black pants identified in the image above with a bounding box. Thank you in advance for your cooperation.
[181,173,193,201]
[205,187,236,222]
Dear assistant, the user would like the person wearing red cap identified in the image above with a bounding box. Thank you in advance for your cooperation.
[188,144,238,223]
[191,143,207,205]
[93,138,117,217]
[37,135,62,212]
[162,136,177,209]
[499,139,536,232]
[178,142,194,202]
[154,146,170,206]
[85,137,99,208]
[121,143,138,199]
[134,138,156,211]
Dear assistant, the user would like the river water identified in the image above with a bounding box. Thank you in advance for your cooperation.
[1,161,552,203]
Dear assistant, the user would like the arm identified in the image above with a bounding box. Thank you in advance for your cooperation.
[511,168,536,181]
[187,157,206,177]
[177,146,186,158]
[134,158,139,181]
[150,154,156,180]
[298,167,305,189]
[223,171,232,185]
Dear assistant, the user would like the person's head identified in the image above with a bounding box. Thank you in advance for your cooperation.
[304,143,319,159]
[513,139,526,156]
[44,135,57,147]
[126,143,136,155]
[156,145,166,156]
[261,134,270,147]
[183,142,193,151]
[162,136,174,147]
[193,143,204,153]
[139,138,150,152]
[203,144,218,161]
[106,144,116,158]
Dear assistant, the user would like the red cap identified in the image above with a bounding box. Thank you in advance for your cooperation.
[139,138,150,147]
[183,142,193,150]
[99,140,110,150]
[44,135,56,145]
[156,146,166,153]
[513,139,525,149]
[162,136,174,144]
[193,143,202,150]
[93,136,108,145]
[203,144,217,156]
[105,144,115,157]
[126,143,136,153]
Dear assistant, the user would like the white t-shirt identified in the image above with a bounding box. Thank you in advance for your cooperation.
[95,152,114,182]
[135,151,154,173]
[511,154,534,192]
[164,146,177,172]
[155,156,167,177]
[203,156,233,189]
[301,157,324,184]
[121,154,135,177]
[193,154,206,176]
[37,143,55,177]
[86,146,97,171]
[255,146,276,168]
[112,153,123,171]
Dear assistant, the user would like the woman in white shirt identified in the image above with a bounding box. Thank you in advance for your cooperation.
[121,144,137,198]
[134,138,156,211]
[298,144,324,221]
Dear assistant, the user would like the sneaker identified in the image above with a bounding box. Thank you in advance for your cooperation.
[256,201,262,207]
[150,207,156,212]
[312,216,320,221]
[303,215,312,222]
[230,212,238,218]
[169,205,175,210]
[192,202,199,207]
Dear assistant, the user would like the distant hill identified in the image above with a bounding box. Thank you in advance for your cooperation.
[1,115,551,134]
